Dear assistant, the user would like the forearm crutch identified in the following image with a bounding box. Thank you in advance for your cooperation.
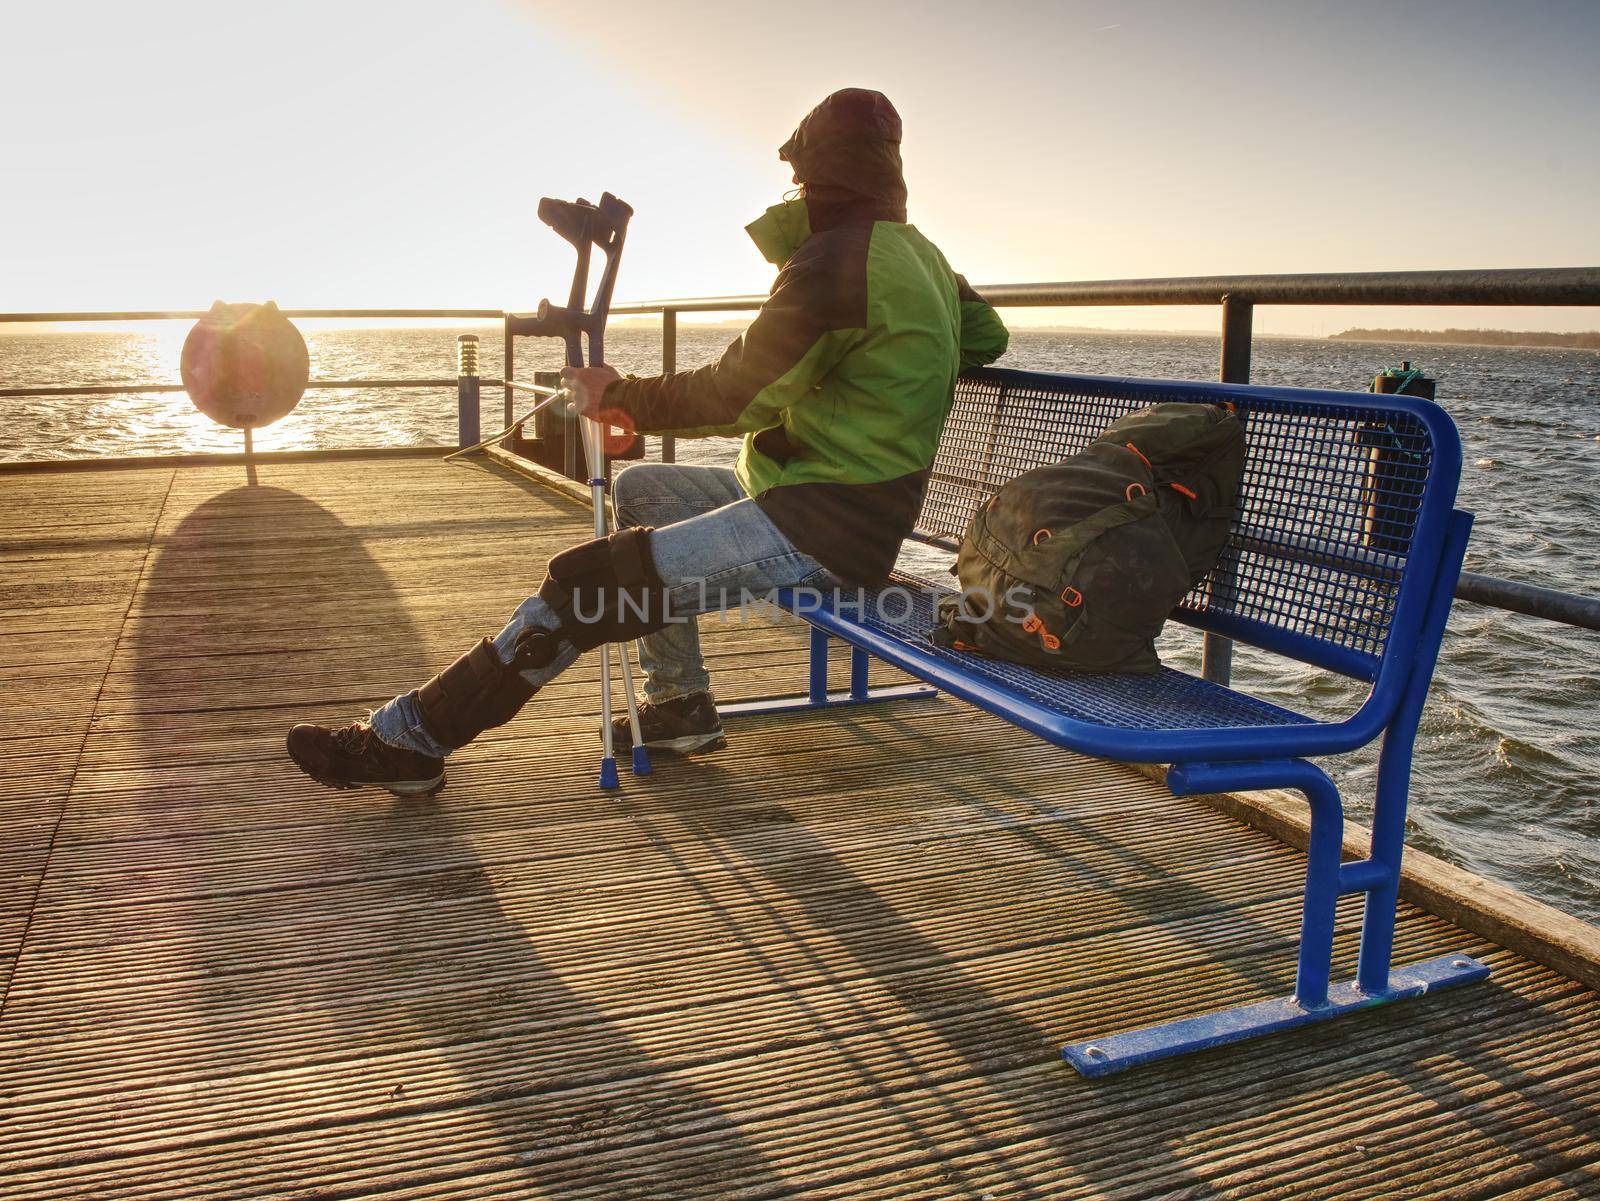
[577,410,651,787]
[502,192,648,788]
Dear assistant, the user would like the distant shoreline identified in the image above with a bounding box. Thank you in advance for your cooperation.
[6,320,1595,349]
[1330,328,1600,351]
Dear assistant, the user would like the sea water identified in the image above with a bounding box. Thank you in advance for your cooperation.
[2,324,1596,921]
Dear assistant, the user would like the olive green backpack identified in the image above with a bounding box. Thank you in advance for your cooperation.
[932,403,1245,673]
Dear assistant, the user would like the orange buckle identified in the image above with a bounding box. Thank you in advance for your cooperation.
[1060,586,1083,607]
[1032,528,1052,545]
[1125,481,1147,501]
[1021,614,1061,651]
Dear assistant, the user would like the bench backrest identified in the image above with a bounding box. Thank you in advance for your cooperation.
[917,367,1464,682]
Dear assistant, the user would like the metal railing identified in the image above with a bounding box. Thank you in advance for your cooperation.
[601,267,1600,676]
[0,309,503,408]
[5,267,1599,665]
[0,309,504,323]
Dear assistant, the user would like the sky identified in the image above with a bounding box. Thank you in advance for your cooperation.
[2,0,1597,335]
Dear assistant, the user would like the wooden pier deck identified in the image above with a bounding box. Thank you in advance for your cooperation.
[2,451,1597,1199]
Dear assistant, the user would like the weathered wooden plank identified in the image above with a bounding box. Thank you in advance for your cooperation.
[0,454,1595,1201]
[0,467,173,975]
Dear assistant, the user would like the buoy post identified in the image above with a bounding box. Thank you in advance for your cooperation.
[456,334,481,449]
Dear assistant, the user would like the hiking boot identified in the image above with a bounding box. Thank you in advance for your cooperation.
[609,691,727,755]
[286,721,446,795]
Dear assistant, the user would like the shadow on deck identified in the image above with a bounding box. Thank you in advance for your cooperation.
[1,453,1596,1199]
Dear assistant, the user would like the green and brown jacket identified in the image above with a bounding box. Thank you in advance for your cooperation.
[604,88,1009,586]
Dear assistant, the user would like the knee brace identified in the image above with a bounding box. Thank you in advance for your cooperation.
[536,525,674,652]
[416,637,540,751]
[413,528,673,751]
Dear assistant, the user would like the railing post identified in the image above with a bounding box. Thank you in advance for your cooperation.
[661,308,677,464]
[1220,294,1253,383]
[456,335,480,449]
[1203,294,1253,685]
[544,369,579,482]
[502,317,515,428]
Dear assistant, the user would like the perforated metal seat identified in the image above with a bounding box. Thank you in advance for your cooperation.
[806,566,1305,729]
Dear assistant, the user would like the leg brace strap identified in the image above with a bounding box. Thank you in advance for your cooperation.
[416,637,538,751]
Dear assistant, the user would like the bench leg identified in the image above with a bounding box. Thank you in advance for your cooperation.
[719,627,936,717]
[1356,509,1477,996]
[1060,755,1488,1078]
[1061,511,1484,1078]
[1356,724,1413,995]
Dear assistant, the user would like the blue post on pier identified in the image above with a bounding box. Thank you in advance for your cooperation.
[456,334,481,449]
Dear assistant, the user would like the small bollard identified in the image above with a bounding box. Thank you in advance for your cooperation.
[1362,362,1436,553]
[456,334,481,449]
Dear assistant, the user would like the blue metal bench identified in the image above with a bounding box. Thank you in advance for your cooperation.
[731,365,1489,1076]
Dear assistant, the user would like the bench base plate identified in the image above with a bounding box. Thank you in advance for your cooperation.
[1061,952,1491,1077]
[720,683,937,717]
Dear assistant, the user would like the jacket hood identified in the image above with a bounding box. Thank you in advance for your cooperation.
[779,88,907,230]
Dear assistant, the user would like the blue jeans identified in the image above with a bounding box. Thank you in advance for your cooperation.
[371,463,836,757]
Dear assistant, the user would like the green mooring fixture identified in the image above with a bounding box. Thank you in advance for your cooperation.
[1373,360,1436,401]
[1362,362,1437,553]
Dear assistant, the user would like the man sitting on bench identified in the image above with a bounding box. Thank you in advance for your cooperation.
[286,87,1009,795]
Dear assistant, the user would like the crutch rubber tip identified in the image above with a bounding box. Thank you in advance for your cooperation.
[631,746,653,775]
[599,757,620,790]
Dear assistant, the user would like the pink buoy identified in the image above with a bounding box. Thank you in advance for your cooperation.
[180,301,309,430]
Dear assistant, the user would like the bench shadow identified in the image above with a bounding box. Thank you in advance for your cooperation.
[125,482,783,1197]
[642,729,1211,1199]
[671,697,1600,1196]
